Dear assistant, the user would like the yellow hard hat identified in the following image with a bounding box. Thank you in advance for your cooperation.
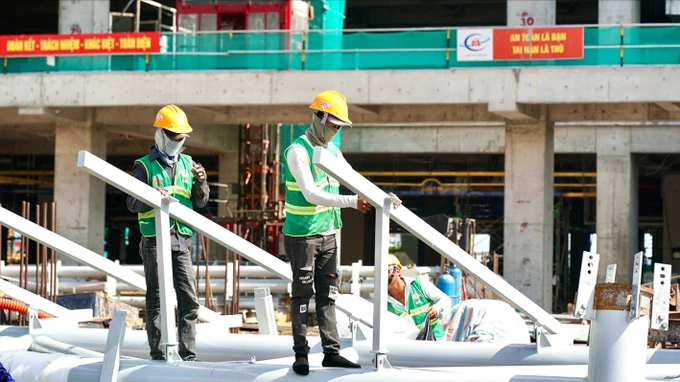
[153,105,193,134]
[373,254,403,275]
[388,254,402,270]
[309,90,352,126]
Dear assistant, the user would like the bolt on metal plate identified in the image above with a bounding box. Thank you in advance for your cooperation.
[605,264,617,283]
[574,251,600,320]
[651,263,672,331]
[629,251,644,321]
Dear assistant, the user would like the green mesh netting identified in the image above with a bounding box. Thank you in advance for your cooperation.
[3,26,679,72]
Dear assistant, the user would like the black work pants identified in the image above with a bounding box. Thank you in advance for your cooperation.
[285,234,341,355]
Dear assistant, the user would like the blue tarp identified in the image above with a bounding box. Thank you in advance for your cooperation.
[0,362,16,382]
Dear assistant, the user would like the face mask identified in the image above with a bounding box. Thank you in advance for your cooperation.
[165,137,185,157]
[155,129,185,158]
[307,113,339,148]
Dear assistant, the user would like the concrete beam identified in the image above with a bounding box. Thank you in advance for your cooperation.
[654,102,680,112]
[0,124,54,139]
[342,125,506,154]
[4,67,680,109]
[488,103,540,121]
[516,66,680,104]
[343,123,680,155]
[96,104,501,124]
[0,108,57,126]
[17,107,88,122]
[105,124,239,153]
[349,104,380,116]
[550,103,676,122]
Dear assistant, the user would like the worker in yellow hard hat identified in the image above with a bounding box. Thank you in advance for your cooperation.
[126,104,209,361]
[282,90,371,375]
[386,254,451,341]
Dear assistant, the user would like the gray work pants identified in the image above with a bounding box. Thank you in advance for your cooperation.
[140,241,199,360]
[285,234,341,355]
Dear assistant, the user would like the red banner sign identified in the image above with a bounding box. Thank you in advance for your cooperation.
[0,32,161,57]
[493,27,584,60]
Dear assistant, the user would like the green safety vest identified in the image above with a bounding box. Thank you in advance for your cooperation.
[388,277,446,340]
[135,154,195,237]
[282,135,343,237]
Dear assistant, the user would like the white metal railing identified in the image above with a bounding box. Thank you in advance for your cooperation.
[77,150,296,361]
[312,147,565,338]
[77,151,292,283]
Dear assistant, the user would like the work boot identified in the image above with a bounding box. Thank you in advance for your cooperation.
[292,353,309,375]
[321,354,361,369]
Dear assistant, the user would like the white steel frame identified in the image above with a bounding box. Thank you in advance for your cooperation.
[0,205,227,325]
[312,147,565,337]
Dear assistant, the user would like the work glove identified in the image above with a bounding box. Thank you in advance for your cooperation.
[192,162,207,183]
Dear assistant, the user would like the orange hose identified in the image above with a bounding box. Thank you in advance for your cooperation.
[0,297,53,319]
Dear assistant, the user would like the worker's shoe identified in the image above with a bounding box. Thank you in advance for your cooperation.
[321,354,361,369]
[292,353,309,375]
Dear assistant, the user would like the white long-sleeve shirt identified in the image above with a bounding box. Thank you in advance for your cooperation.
[388,276,453,322]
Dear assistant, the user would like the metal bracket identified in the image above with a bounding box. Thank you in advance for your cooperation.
[574,251,600,320]
[535,325,574,351]
[374,353,392,371]
[629,251,644,321]
[651,263,672,331]
[253,287,277,336]
[27,307,40,334]
[100,310,128,382]
[605,264,617,283]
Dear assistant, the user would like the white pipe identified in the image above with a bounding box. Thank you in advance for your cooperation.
[117,295,316,313]
[53,279,374,295]
[3,351,679,382]
[5,324,680,368]
[30,335,105,357]
[0,264,439,281]
[588,283,651,382]
[313,147,564,336]
[589,311,649,382]
[19,326,352,361]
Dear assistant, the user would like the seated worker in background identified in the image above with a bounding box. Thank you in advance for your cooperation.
[386,254,452,341]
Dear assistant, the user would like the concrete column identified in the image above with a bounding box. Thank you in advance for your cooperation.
[507,0,555,26]
[596,127,638,284]
[59,0,110,34]
[54,110,107,264]
[218,153,239,218]
[598,0,640,24]
[503,109,554,311]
